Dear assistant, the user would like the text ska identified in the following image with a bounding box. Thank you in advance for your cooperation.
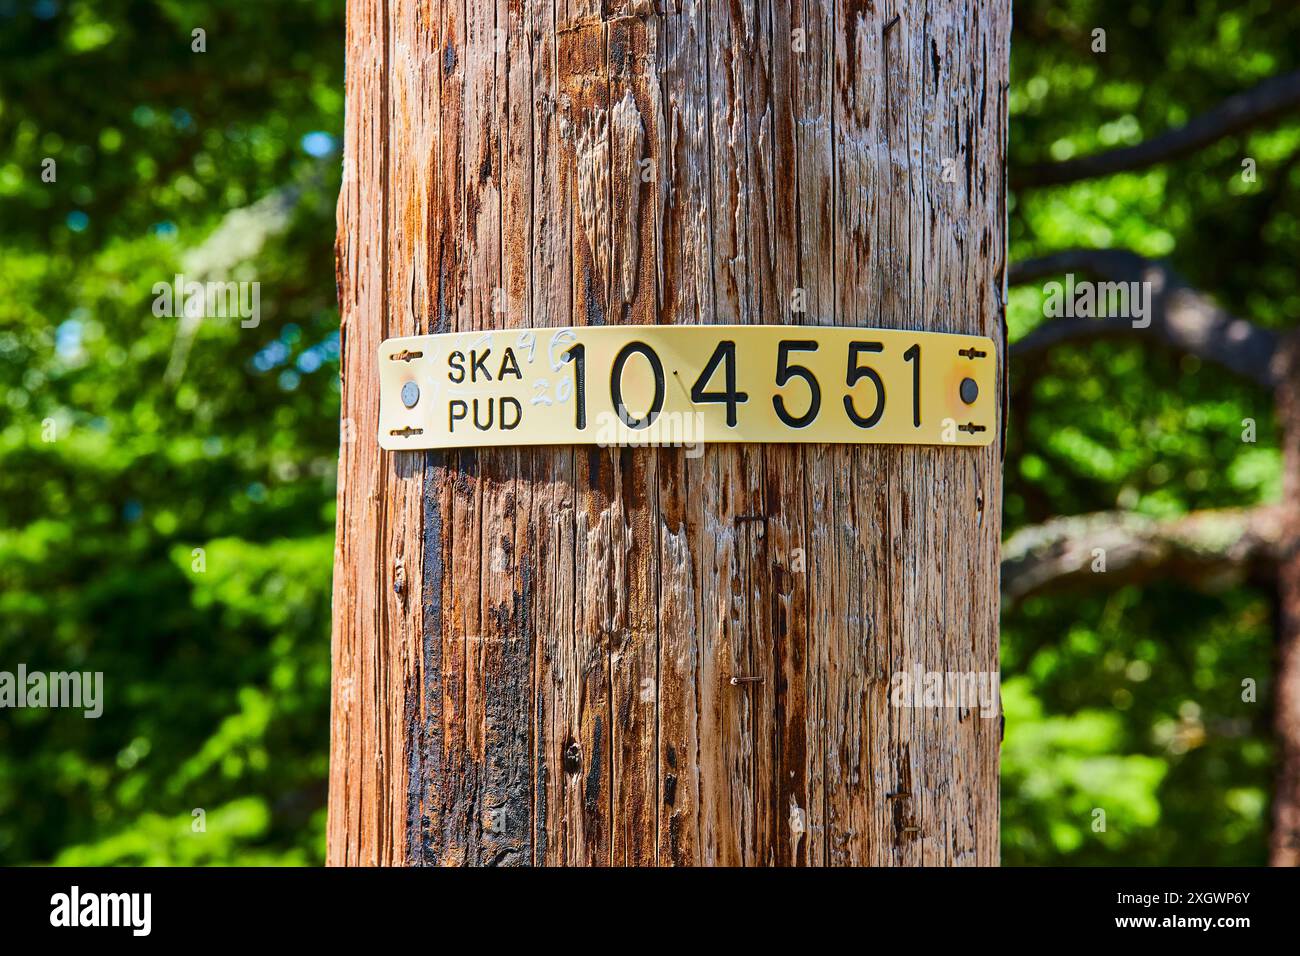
[448,347,524,383]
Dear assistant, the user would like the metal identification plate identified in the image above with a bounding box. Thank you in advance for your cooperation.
[377,325,996,450]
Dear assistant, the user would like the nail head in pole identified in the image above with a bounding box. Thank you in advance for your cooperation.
[401,381,420,408]
[959,377,979,404]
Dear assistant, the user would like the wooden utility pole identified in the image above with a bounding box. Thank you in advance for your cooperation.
[1272,336,1300,866]
[330,0,1009,866]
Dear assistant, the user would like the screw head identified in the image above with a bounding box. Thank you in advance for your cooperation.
[400,381,420,408]
[959,377,979,404]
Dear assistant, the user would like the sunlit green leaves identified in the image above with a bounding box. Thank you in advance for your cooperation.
[0,0,343,865]
[1005,1,1295,864]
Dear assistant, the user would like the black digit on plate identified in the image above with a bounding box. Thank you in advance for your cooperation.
[903,343,921,427]
[690,340,749,427]
[844,341,886,428]
[610,341,665,430]
[773,340,821,428]
[563,343,587,430]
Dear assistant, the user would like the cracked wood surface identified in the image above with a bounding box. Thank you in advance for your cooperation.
[330,0,1009,866]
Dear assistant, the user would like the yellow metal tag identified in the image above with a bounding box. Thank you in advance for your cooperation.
[377,326,996,450]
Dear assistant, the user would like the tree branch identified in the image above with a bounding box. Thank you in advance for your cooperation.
[1002,506,1287,605]
[1014,69,1300,188]
[1008,248,1282,387]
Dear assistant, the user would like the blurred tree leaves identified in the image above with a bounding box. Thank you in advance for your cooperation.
[0,0,342,864]
[1006,0,1298,864]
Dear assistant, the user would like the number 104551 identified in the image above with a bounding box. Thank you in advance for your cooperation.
[378,325,995,450]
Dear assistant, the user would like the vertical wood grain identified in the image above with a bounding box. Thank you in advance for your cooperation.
[1270,335,1300,866]
[330,0,1009,866]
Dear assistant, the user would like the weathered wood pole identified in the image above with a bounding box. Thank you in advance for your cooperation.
[1272,335,1300,866]
[330,0,1009,865]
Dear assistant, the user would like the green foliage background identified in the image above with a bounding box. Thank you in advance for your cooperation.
[0,0,1290,864]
